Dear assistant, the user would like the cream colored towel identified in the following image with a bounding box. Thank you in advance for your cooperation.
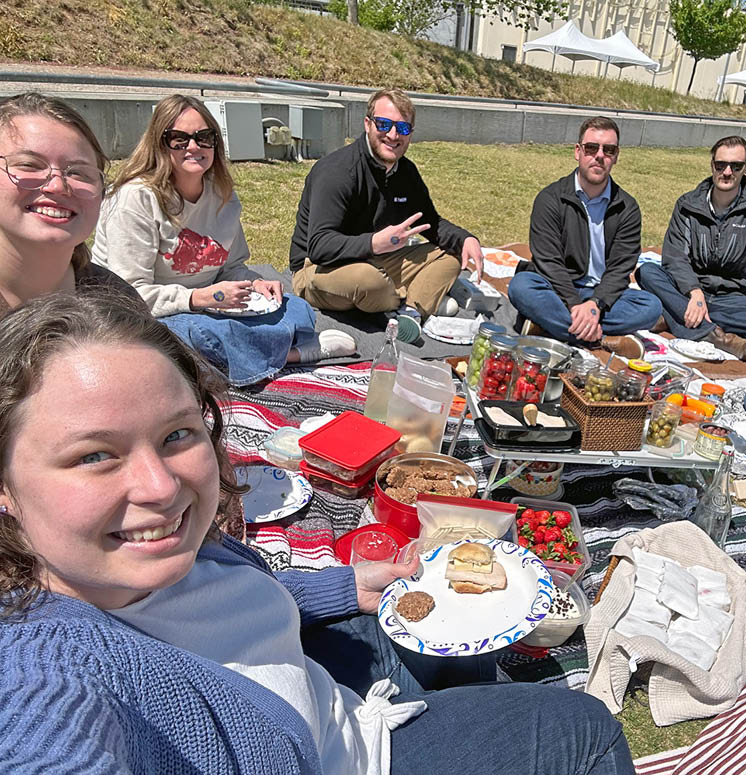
[585,521,746,726]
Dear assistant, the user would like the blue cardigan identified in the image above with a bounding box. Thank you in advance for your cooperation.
[0,536,358,774]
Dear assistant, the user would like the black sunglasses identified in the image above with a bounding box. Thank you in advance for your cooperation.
[713,160,745,173]
[580,142,618,157]
[371,116,413,136]
[162,128,218,150]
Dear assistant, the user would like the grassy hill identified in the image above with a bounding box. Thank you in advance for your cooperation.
[3,0,746,119]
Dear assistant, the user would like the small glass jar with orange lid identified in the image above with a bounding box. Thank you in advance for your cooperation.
[700,383,726,403]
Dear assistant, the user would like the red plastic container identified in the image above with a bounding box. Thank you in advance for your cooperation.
[300,460,375,499]
[298,411,401,482]
[374,476,421,538]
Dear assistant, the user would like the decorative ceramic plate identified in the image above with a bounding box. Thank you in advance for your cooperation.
[236,465,313,523]
[670,338,727,361]
[206,291,281,317]
[378,538,554,656]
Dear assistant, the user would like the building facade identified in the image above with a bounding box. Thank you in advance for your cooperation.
[475,0,746,102]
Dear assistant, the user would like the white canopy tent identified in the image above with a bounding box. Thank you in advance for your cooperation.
[523,21,660,76]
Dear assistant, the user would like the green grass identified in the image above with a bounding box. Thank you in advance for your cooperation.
[234,141,709,271]
[4,1,746,119]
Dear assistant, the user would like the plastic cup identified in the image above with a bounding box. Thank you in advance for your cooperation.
[350,530,398,566]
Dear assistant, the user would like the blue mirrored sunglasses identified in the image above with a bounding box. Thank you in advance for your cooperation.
[372,116,413,136]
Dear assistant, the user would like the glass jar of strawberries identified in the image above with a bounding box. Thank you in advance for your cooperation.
[509,346,551,404]
[477,334,518,401]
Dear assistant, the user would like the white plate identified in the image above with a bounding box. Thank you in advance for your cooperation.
[422,316,480,345]
[206,291,281,317]
[235,466,313,523]
[670,338,727,361]
[378,538,554,656]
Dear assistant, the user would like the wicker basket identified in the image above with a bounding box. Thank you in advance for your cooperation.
[559,374,652,451]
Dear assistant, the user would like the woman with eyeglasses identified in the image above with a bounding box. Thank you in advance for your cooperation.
[0,290,634,774]
[0,92,142,316]
[92,94,354,385]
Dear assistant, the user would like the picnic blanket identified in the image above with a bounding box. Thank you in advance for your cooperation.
[634,682,746,774]
[223,362,746,689]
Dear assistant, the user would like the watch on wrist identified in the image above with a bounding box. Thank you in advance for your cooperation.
[591,296,607,314]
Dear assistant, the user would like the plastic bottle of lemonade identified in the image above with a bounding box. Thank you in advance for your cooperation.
[364,319,399,424]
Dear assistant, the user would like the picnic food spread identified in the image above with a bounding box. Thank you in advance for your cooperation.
[445,543,507,593]
[382,461,477,505]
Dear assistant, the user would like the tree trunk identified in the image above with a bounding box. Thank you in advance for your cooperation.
[347,0,359,25]
[686,58,699,95]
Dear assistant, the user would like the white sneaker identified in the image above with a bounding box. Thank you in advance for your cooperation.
[436,295,459,317]
[296,329,357,363]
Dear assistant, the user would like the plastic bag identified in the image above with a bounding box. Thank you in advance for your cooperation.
[612,478,698,521]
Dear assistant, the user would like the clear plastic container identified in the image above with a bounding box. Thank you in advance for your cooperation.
[647,360,693,401]
[263,427,305,470]
[521,570,591,648]
[614,370,647,402]
[477,335,517,401]
[646,401,682,448]
[300,461,375,499]
[583,367,615,403]
[466,324,509,389]
[298,411,401,481]
[509,346,550,404]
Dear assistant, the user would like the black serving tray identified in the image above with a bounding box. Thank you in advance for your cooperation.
[475,400,582,451]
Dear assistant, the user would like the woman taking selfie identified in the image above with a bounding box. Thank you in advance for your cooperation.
[0,92,138,316]
[0,291,633,774]
[92,94,354,385]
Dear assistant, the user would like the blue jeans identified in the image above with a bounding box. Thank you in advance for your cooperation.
[302,614,633,775]
[161,294,316,385]
[508,272,662,345]
[638,263,746,340]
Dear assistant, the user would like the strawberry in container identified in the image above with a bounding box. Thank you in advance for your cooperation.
[477,335,517,401]
[509,346,551,404]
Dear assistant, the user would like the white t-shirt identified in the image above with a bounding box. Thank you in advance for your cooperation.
[111,559,424,775]
[92,179,257,317]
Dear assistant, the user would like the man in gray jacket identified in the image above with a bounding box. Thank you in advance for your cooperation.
[638,135,746,360]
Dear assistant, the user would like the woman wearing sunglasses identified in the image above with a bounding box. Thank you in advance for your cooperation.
[92,94,354,385]
[0,290,634,774]
[0,92,141,317]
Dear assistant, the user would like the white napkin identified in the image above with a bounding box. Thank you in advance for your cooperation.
[627,588,672,628]
[658,561,699,620]
[669,605,734,652]
[615,614,668,644]
[690,565,731,611]
[667,631,717,671]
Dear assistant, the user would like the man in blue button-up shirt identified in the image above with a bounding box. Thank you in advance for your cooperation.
[509,116,661,359]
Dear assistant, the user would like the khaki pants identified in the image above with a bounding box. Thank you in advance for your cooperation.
[291,242,461,318]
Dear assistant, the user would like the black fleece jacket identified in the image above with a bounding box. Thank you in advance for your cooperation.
[518,171,641,311]
[289,134,473,272]
[662,177,746,296]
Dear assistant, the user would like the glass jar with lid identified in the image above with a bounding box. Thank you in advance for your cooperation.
[621,359,652,388]
[614,370,648,402]
[466,323,506,388]
[478,334,517,400]
[583,367,616,402]
[509,346,551,404]
[646,401,682,448]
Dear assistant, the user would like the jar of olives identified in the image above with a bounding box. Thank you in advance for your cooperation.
[614,370,647,402]
[621,359,652,389]
[509,346,550,404]
[478,335,518,401]
[467,323,508,389]
[583,368,615,402]
[646,401,682,448]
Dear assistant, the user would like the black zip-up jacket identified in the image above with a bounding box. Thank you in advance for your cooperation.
[662,177,746,296]
[289,134,473,272]
[517,171,641,311]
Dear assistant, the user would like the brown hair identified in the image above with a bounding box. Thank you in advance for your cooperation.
[0,289,242,618]
[366,88,415,126]
[577,116,620,145]
[0,92,108,271]
[710,135,746,160]
[110,94,234,221]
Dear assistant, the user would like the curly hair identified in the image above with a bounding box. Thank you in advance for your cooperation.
[0,92,108,271]
[0,290,242,618]
[109,94,234,222]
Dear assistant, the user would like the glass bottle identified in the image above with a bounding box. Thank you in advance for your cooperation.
[364,319,399,424]
[690,447,733,549]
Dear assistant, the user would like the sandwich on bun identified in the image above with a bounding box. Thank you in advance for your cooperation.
[446,543,507,594]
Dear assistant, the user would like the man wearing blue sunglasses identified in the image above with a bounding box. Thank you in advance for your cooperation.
[290,88,484,343]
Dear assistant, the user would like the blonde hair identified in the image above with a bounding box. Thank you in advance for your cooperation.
[110,94,234,221]
[0,92,108,271]
[366,88,415,126]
